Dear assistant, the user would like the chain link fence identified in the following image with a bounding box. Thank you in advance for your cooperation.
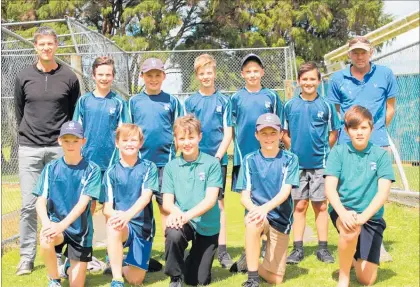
[1,19,296,243]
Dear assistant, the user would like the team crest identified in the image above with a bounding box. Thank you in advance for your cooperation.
[216,105,222,113]
[317,111,324,119]
[109,108,116,114]
[265,101,271,109]
[199,172,206,181]
[164,103,170,111]
[69,122,75,128]
[370,162,377,171]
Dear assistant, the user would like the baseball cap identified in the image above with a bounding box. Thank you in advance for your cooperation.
[256,113,282,131]
[59,121,84,138]
[348,37,371,52]
[141,58,165,73]
[240,53,264,69]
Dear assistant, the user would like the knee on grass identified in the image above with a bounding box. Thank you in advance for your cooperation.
[123,267,146,286]
[355,260,378,286]
[259,266,284,285]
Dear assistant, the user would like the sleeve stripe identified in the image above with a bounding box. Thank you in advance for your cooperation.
[116,97,124,126]
[128,97,133,121]
[245,155,252,190]
[105,169,113,203]
[80,164,95,196]
[142,165,151,191]
[325,99,333,131]
[41,166,50,198]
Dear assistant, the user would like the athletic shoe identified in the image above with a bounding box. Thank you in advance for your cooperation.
[148,258,163,272]
[104,255,132,275]
[241,279,260,287]
[316,248,335,263]
[110,279,124,287]
[16,260,34,276]
[48,279,62,287]
[218,251,233,268]
[379,244,393,262]
[286,248,304,265]
[229,252,247,273]
[59,258,70,279]
[169,276,183,287]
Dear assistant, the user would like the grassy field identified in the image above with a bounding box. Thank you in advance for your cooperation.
[1,191,419,287]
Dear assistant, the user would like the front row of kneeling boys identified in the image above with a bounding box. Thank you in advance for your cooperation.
[35,105,394,287]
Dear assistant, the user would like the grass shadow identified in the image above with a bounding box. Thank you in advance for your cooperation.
[331,267,397,286]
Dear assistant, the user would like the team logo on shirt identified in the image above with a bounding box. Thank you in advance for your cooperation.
[317,111,324,119]
[199,172,206,181]
[109,108,116,114]
[265,101,271,109]
[164,103,170,111]
[370,162,377,171]
[216,105,222,113]
[374,83,378,88]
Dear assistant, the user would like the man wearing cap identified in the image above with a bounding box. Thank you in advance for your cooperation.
[327,36,398,261]
[34,121,101,287]
[127,57,184,235]
[234,113,299,287]
[14,26,80,275]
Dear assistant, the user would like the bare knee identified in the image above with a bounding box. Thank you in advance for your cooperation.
[312,201,328,213]
[355,260,378,286]
[124,267,145,285]
[339,226,361,242]
[294,200,309,214]
[357,273,377,286]
[245,221,263,235]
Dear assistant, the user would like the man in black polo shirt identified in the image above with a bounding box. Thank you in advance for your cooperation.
[14,26,80,275]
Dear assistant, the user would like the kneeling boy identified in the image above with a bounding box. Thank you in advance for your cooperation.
[102,123,159,287]
[236,113,299,287]
[325,105,395,287]
[162,115,222,287]
[34,121,102,287]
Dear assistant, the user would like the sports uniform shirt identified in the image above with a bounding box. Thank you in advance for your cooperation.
[33,157,101,247]
[73,91,129,171]
[229,87,283,166]
[283,94,340,169]
[324,142,395,220]
[235,149,300,234]
[102,158,159,240]
[161,152,223,236]
[327,63,398,146]
[14,64,80,147]
[128,91,183,167]
[184,91,232,166]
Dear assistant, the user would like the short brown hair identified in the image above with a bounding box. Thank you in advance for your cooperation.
[116,124,144,142]
[173,114,201,137]
[298,61,321,80]
[34,26,58,43]
[344,105,373,129]
[92,56,116,76]
[194,54,216,74]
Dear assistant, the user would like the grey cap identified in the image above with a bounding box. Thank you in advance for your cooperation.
[59,121,84,138]
[241,53,264,69]
[256,113,281,131]
[141,58,165,73]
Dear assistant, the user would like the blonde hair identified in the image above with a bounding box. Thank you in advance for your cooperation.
[344,105,374,130]
[173,114,201,137]
[194,54,216,74]
[116,124,144,142]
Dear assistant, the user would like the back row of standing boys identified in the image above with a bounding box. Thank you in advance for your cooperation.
[35,49,396,287]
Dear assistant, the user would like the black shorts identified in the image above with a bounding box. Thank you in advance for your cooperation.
[55,233,92,262]
[154,167,164,206]
[330,209,386,265]
[231,165,241,192]
[218,165,227,200]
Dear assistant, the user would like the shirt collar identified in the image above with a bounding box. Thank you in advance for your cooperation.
[258,148,283,160]
[178,151,204,166]
[347,142,373,154]
[343,62,376,78]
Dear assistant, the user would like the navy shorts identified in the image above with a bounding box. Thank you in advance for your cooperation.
[154,167,164,206]
[330,209,386,265]
[123,224,153,270]
[231,165,241,192]
[55,232,92,262]
[218,165,227,200]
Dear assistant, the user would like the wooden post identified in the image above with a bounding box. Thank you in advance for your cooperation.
[70,54,84,93]
[284,80,295,100]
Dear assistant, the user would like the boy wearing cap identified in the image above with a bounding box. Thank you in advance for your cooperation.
[229,53,283,191]
[325,106,395,287]
[283,62,339,265]
[184,54,233,268]
[235,113,299,287]
[128,57,184,235]
[162,115,222,287]
[34,121,102,287]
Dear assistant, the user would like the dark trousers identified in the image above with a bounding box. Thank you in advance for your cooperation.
[164,223,218,286]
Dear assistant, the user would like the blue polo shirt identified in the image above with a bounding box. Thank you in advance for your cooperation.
[33,157,102,247]
[235,149,300,234]
[283,94,340,169]
[327,63,398,146]
[325,142,395,220]
[229,87,283,166]
[128,91,183,167]
[102,158,159,240]
[184,91,232,166]
[73,91,129,171]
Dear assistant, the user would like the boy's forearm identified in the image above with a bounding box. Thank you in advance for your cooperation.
[264,184,292,211]
[163,193,181,214]
[215,127,233,158]
[103,202,115,218]
[241,190,258,211]
[36,197,50,225]
[385,98,396,127]
[328,130,338,148]
[360,178,391,222]
[325,176,347,216]
[185,188,218,220]
[126,190,153,218]
[60,195,91,229]
[282,130,291,150]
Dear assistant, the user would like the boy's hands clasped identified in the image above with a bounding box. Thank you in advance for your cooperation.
[108,210,135,230]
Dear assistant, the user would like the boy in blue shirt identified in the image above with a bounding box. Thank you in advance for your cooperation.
[283,62,339,264]
[34,121,102,287]
[184,54,233,268]
[128,58,184,234]
[102,123,159,287]
[229,53,283,190]
[325,105,395,287]
[235,113,299,287]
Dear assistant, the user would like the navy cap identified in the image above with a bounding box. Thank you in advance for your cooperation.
[241,53,264,69]
[141,58,165,73]
[59,121,84,138]
[256,113,281,131]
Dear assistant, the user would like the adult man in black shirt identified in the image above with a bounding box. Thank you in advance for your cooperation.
[14,26,80,275]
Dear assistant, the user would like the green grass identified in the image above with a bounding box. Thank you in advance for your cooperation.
[2,193,419,287]
[392,165,420,192]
